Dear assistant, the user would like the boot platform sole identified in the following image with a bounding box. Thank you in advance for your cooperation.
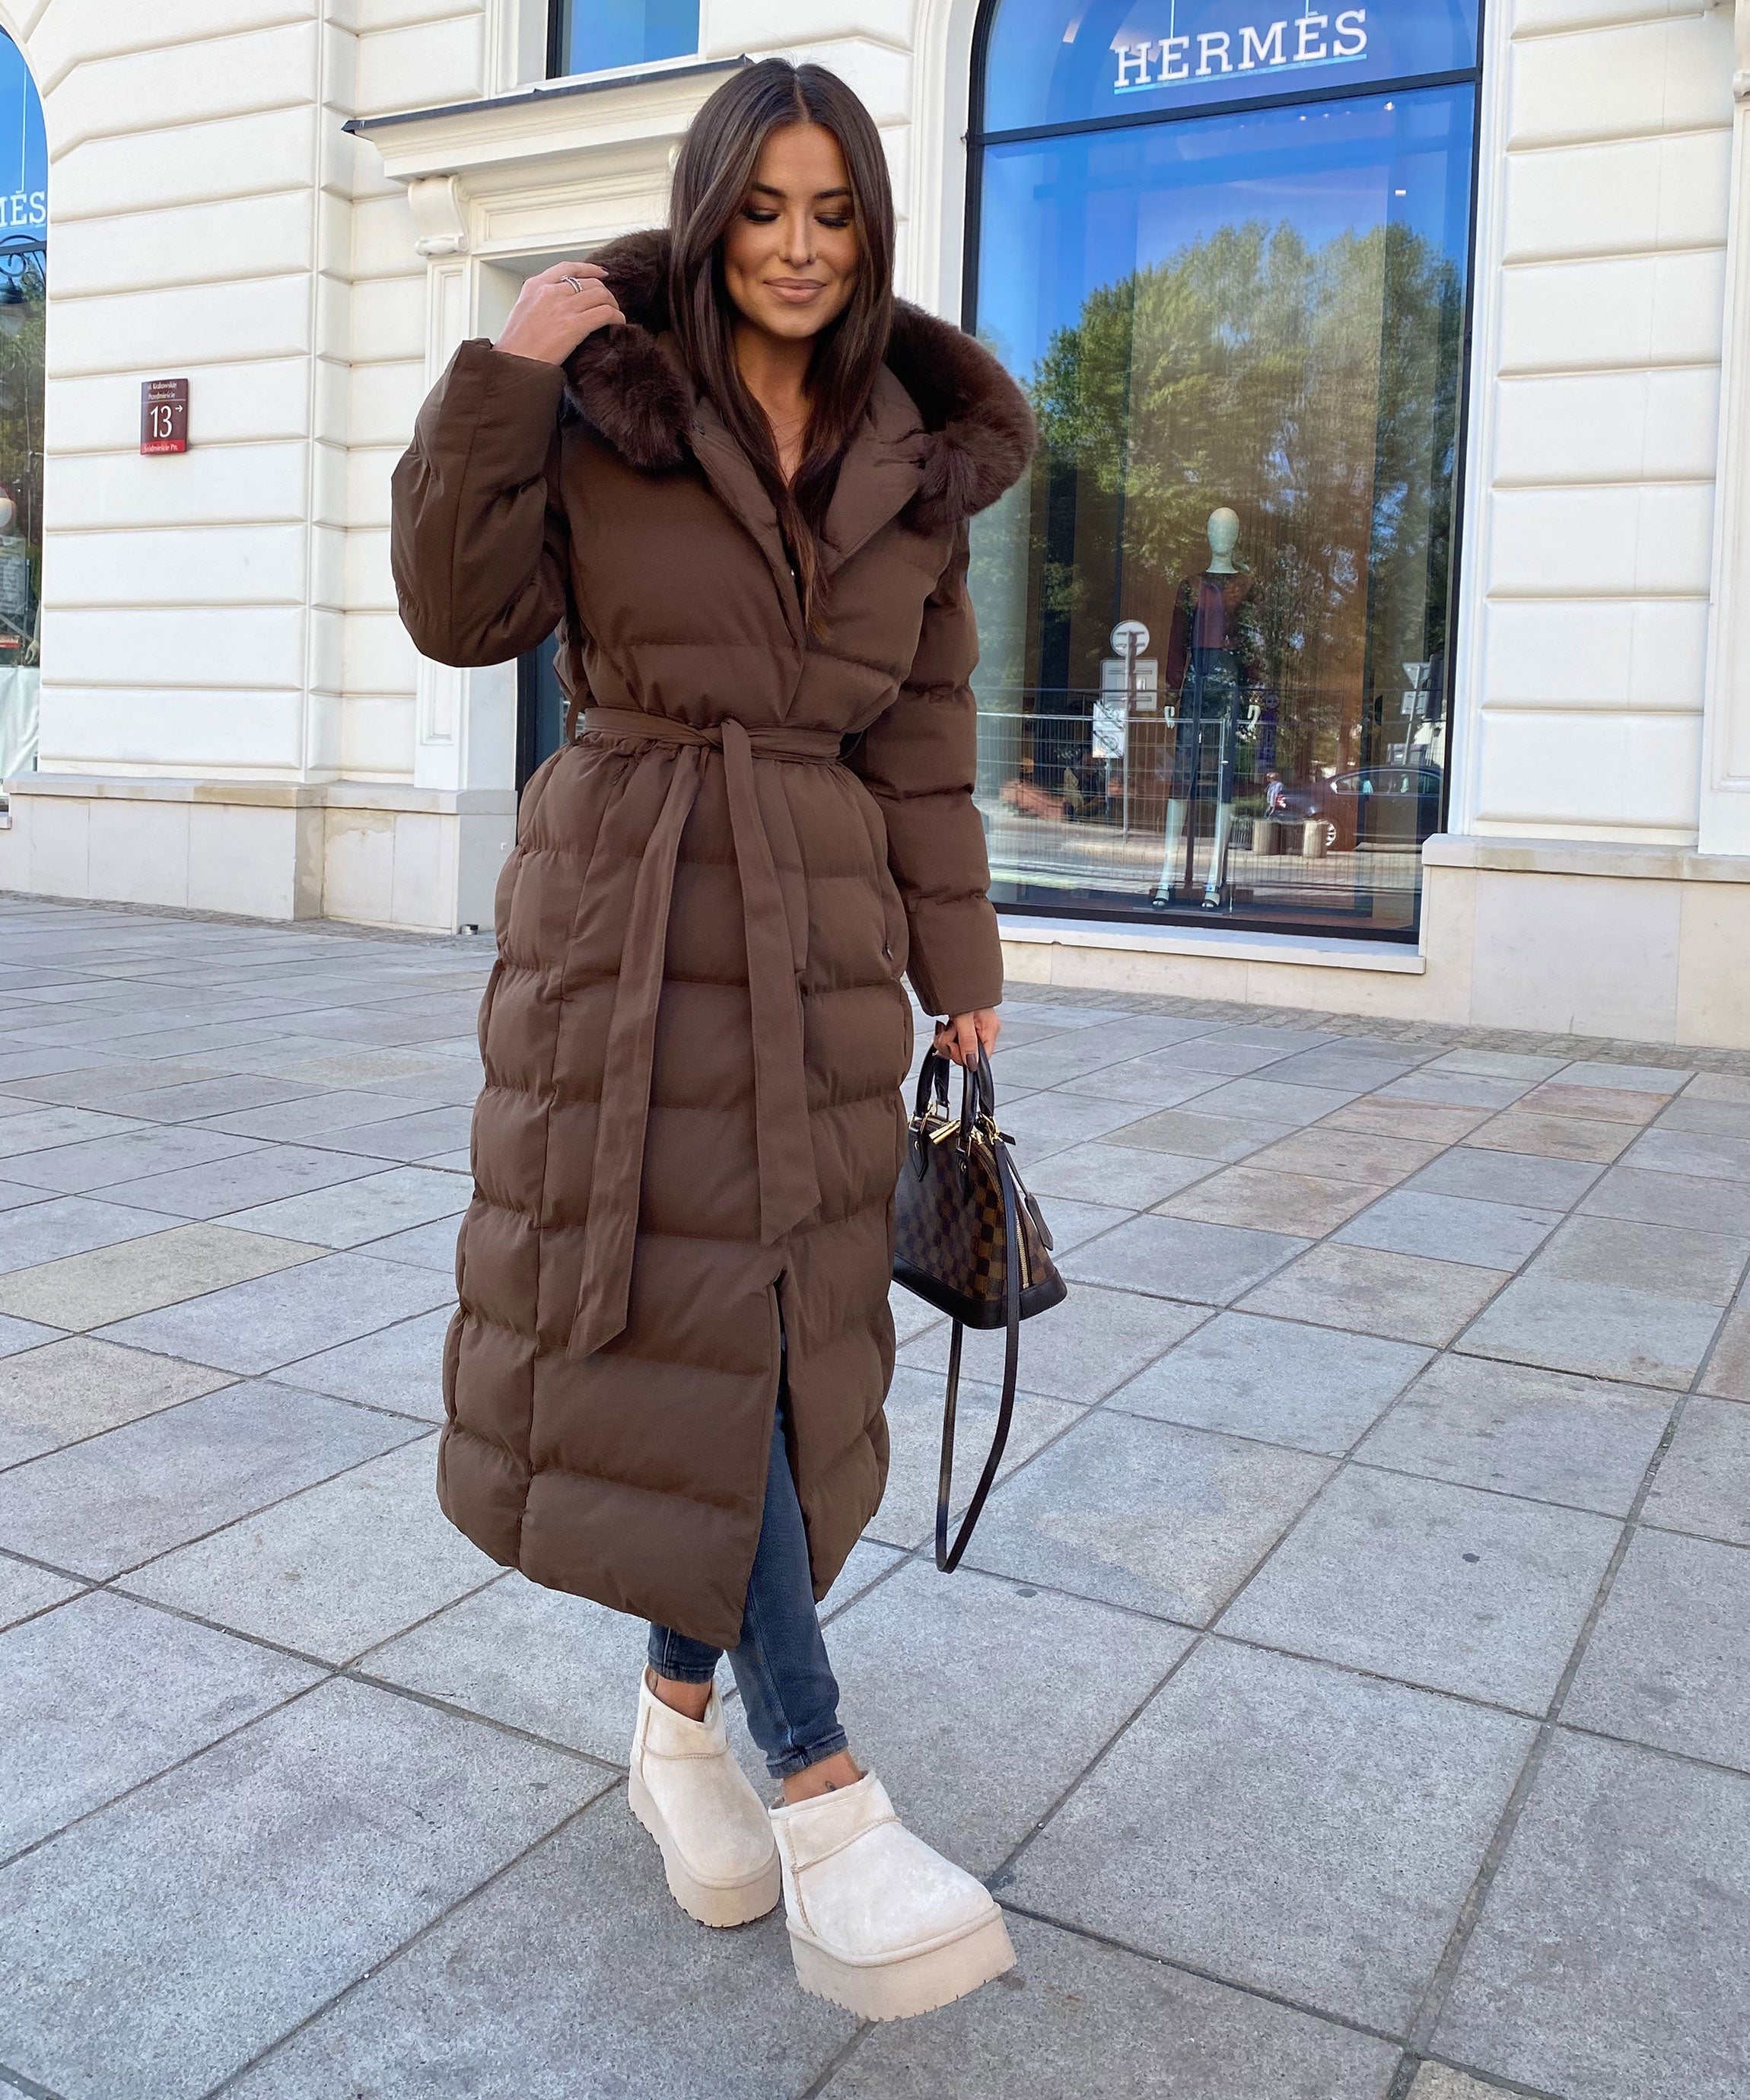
[788,1907,1016,2020]
[628,1767,781,1929]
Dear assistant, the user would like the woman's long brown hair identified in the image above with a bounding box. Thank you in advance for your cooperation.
[667,59,895,636]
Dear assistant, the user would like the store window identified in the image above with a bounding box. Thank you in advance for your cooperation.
[0,26,43,798]
[549,0,699,77]
[966,0,1480,937]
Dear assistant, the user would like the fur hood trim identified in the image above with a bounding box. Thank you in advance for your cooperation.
[562,228,1036,530]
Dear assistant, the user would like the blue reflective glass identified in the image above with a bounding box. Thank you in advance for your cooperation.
[968,85,1472,931]
[552,0,698,76]
[0,27,42,783]
[982,0,1478,132]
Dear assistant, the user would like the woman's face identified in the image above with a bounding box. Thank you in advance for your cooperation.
[721,123,860,345]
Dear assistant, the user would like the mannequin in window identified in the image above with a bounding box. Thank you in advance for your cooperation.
[1151,507,1262,912]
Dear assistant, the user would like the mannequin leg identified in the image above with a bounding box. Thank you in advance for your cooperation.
[1153,798,1190,904]
[1204,801,1234,906]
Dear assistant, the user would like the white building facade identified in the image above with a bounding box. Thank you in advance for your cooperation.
[0,0,1748,1050]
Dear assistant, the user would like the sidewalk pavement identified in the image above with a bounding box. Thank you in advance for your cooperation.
[1,892,1748,2100]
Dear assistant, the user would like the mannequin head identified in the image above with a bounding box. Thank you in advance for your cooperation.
[1205,507,1239,573]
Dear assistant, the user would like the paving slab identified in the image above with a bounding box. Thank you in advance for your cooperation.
[195,1087,451,1143]
[2,1064,220,1111]
[1433,1731,1750,2100]
[1459,1273,1726,1390]
[1332,1188,1561,1271]
[1516,1081,1668,1125]
[222,1790,849,2100]
[1378,1071,1535,1112]
[1621,1125,1750,1183]
[1155,1164,1388,1236]
[821,1912,1400,2100]
[272,1303,453,1419]
[1060,1212,1309,1307]
[1024,1193,1131,1252]
[0,1676,611,2100]
[897,1281,1206,1402]
[1685,1071,1750,1104]
[1182,1075,1365,1125]
[1563,1526,1750,1773]
[355,1212,467,1270]
[0,1220,320,1331]
[88,1141,386,1221]
[0,1311,61,1357]
[1558,1059,1688,1095]
[362,1572,649,1762]
[0,1554,83,1631]
[0,1335,235,1468]
[1007,1640,1535,2032]
[0,1124,265,1195]
[94,1249,455,1373]
[120,1433,492,1662]
[1576,1163,1750,1236]
[732,1561,1192,1875]
[1240,1243,1511,1347]
[301,1102,477,1161]
[1640,1395,1750,1544]
[1169,1032,1313,1075]
[1106,1311,1430,1455]
[1462,1110,1636,1163]
[0,1379,422,1578]
[1409,2069,1527,2098]
[888,1278,942,1344]
[963,1408,1333,1623]
[1053,1057,1227,1109]
[1322,1097,1495,1145]
[1701,1300,1750,1398]
[1535,1215,1749,1306]
[1221,1465,1619,1710]
[1658,1096,1750,1141]
[1246,1125,1441,1185]
[868,1364,1085,1548]
[992,1033,1159,1090]
[1405,1145,1606,1211]
[1111,1106,1296,1162]
[221,1163,470,1249]
[1025,1140,1216,1210]
[1355,1353,1673,1514]
[0,1587,321,1857]
[984,1091,1140,1163]
[0,1193,174,1274]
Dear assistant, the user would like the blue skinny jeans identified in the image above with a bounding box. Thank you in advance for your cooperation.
[647,1382,848,1781]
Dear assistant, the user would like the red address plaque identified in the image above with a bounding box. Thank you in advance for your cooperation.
[141,377,189,454]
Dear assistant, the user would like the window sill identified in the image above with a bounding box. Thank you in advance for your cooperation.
[996,912,1427,974]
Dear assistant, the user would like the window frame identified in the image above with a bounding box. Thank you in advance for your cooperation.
[959,0,1490,945]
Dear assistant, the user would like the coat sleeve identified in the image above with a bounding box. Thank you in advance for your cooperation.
[850,524,1004,1018]
[390,338,570,667]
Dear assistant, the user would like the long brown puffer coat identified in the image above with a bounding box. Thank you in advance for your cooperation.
[390,230,1034,1647]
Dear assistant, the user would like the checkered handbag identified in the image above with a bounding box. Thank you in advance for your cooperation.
[892,1048,1068,1571]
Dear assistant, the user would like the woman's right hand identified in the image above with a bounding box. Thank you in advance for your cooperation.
[495,259,625,365]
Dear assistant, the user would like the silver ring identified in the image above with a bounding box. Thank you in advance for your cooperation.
[561,275,584,293]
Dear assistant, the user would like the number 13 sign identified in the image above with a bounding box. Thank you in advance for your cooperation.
[140,377,189,455]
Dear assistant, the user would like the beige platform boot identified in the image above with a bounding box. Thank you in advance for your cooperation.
[769,1772,1016,2019]
[627,1671,781,1927]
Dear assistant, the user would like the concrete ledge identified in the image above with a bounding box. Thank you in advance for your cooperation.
[5,773,516,818]
[998,912,1427,974]
[0,773,517,931]
[1426,833,1750,884]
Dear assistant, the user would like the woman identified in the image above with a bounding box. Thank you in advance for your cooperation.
[390,59,1034,2021]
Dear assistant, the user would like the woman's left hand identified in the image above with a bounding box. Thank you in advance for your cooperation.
[934,1009,1001,1068]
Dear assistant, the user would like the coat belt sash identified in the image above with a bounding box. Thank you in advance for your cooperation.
[569,707,843,1357]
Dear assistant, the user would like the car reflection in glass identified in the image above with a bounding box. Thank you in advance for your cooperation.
[1266,768,1443,854]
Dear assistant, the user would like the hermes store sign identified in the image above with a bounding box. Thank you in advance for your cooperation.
[1113,8,1367,90]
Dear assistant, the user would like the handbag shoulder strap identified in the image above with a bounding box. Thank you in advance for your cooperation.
[935,1134,1023,1573]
